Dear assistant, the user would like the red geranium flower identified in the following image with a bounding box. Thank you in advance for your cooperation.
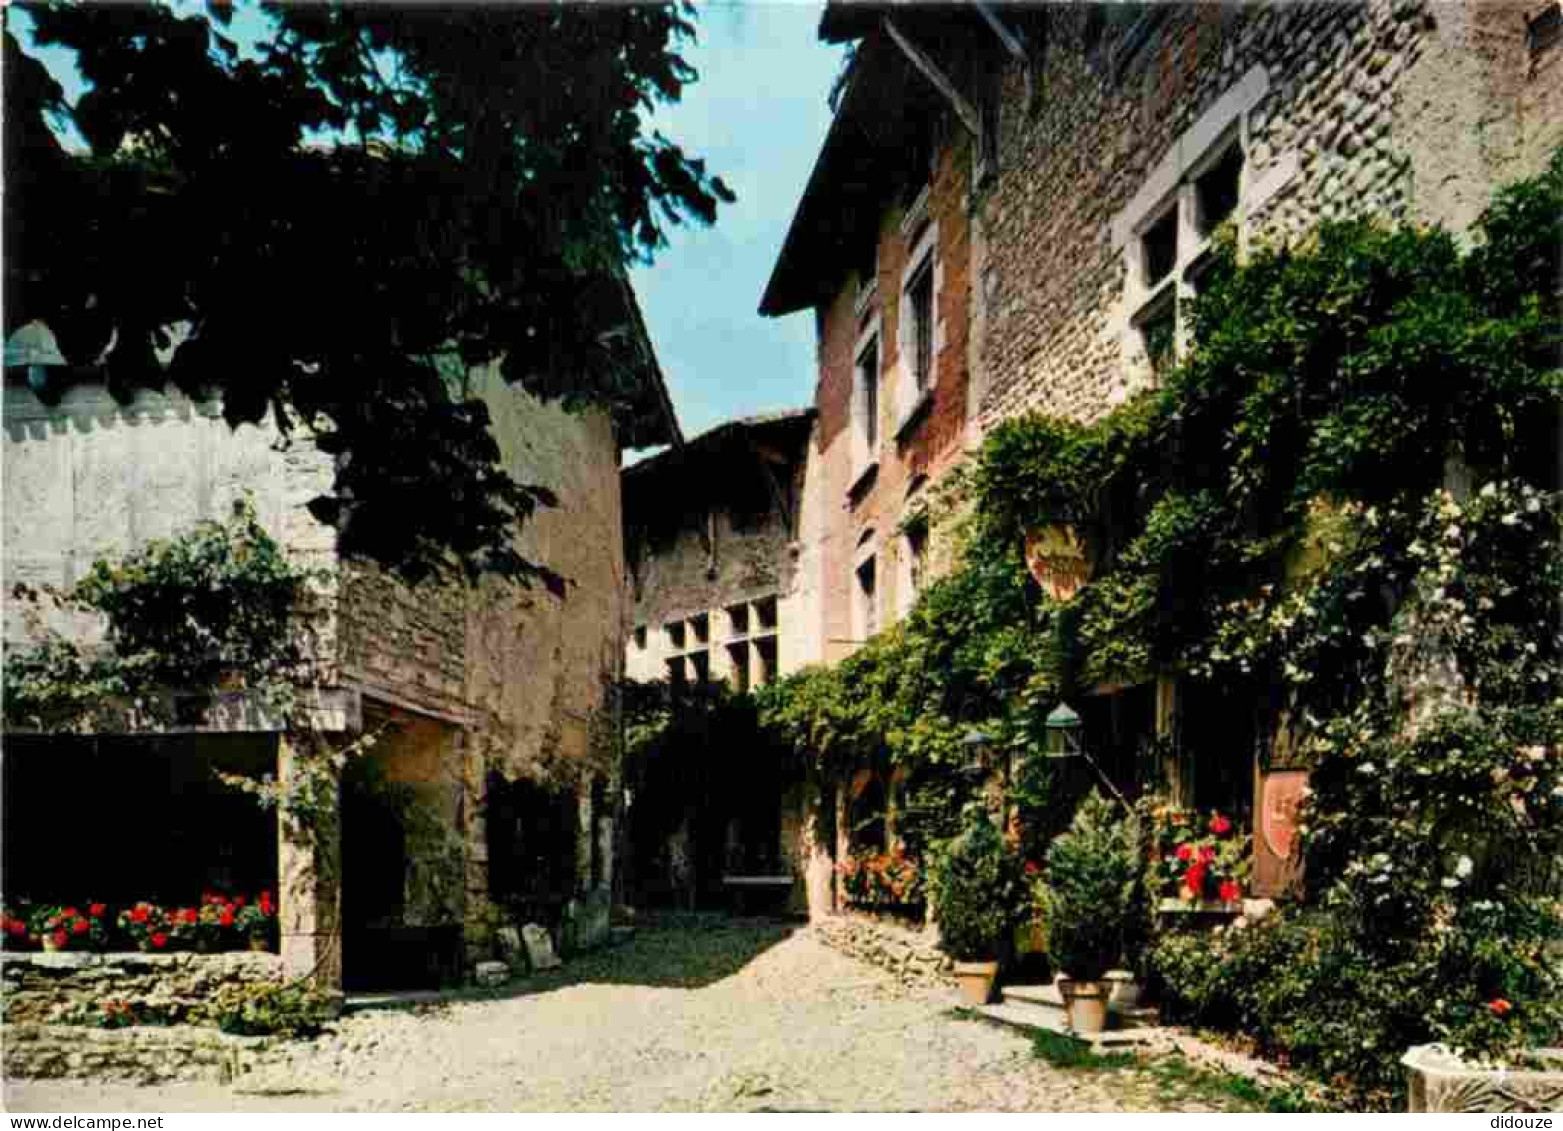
[1219,880,1242,903]
[1184,863,1207,894]
[1175,844,1194,862]
[220,909,235,927]
[1489,998,1513,1017]
[88,903,106,918]
[150,932,169,949]
[1209,815,1232,835]
[1024,860,1042,877]
[72,918,89,935]
[6,918,23,936]
[1198,845,1217,863]
[51,930,68,948]
[235,895,246,908]
[130,907,149,924]
[62,907,80,920]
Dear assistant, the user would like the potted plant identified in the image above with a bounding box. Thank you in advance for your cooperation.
[1,905,34,950]
[28,904,107,952]
[236,891,277,951]
[1040,792,1138,1034]
[929,810,1027,1006]
[196,897,239,952]
[118,902,173,952]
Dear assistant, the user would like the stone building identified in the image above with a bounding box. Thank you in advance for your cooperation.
[621,409,818,913]
[624,409,816,689]
[2,274,680,989]
[763,0,1562,900]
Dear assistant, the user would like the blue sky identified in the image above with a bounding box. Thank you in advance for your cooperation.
[632,1,845,447]
[12,2,845,453]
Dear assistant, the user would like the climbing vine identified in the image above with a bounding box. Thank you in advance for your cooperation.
[759,151,1563,1096]
[4,498,318,731]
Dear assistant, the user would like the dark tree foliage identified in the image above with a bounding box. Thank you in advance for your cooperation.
[4,2,732,585]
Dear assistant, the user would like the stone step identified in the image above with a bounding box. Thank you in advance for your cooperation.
[1000,983,1162,1029]
[973,996,1176,1051]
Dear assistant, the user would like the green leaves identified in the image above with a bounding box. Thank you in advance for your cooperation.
[6,2,733,584]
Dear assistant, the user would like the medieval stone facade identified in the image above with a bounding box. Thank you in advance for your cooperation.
[624,410,815,689]
[762,0,1562,911]
[2,280,679,989]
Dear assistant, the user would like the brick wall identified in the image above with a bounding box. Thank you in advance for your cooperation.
[809,88,975,663]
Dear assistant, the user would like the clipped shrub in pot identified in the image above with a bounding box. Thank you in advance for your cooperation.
[928,809,1027,1005]
[1040,791,1138,1033]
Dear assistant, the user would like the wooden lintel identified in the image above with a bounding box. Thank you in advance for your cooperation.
[881,16,982,139]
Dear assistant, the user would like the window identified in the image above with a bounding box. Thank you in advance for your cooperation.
[690,612,709,647]
[906,524,928,598]
[1113,67,1275,390]
[754,595,778,632]
[1130,138,1245,379]
[667,655,687,689]
[1141,207,1178,291]
[858,337,879,453]
[755,637,778,687]
[665,622,685,652]
[633,626,647,651]
[855,555,878,640]
[688,650,710,685]
[727,642,750,692]
[1196,144,1244,238]
[726,603,749,639]
[908,262,934,393]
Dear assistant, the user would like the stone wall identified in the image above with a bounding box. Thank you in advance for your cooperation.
[811,912,952,990]
[1,951,283,1027]
[974,0,1560,436]
[4,1023,274,1085]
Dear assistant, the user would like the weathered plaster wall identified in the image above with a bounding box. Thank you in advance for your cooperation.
[975,0,1561,435]
[2,382,337,657]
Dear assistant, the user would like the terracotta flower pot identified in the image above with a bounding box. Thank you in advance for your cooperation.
[1068,980,1110,1035]
[953,960,1000,1006]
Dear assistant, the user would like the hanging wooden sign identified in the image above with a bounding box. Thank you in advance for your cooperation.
[1260,770,1308,862]
[1024,525,1093,602]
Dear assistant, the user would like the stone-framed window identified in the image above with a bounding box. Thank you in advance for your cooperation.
[851,319,882,487]
[894,215,943,435]
[1111,66,1294,387]
[853,531,878,642]
[633,625,647,651]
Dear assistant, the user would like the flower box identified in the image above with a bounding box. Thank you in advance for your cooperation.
[1403,1044,1563,1112]
[1156,897,1243,915]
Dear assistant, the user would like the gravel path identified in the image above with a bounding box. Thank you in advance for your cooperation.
[5,922,1240,1113]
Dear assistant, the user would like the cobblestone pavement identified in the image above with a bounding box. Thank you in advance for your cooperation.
[5,922,1245,1113]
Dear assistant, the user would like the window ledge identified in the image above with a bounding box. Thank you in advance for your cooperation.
[854,276,879,318]
[894,388,934,441]
[848,458,880,500]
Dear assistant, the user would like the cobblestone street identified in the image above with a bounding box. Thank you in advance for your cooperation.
[5,922,1250,1113]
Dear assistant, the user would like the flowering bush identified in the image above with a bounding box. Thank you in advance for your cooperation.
[838,848,922,907]
[28,904,110,951]
[1145,801,1250,904]
[1,904,36,949]
[118,902,173,951]
[212,981,331,1038]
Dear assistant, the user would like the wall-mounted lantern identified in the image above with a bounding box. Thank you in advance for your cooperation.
[1042,701,1132,813]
